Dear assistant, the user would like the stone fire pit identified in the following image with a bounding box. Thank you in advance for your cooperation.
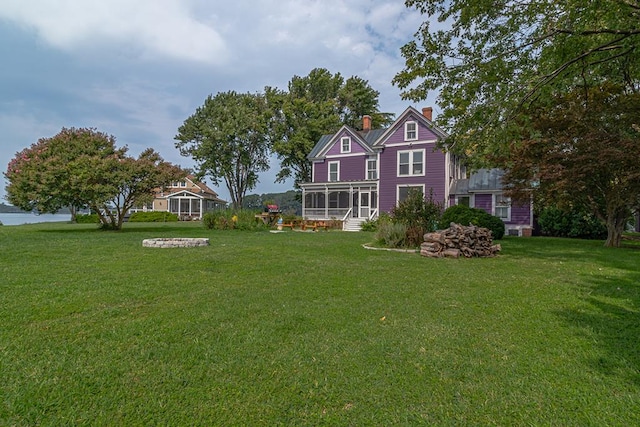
[142,238,209,248]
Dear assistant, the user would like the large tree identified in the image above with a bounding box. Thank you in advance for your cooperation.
[394,0,640,246]
[175,91,272,209]
[268,68,393,187]
[502,84,640,247]
[92,148,184,230]
[5,128,123,219]
[393,0,640,163]
[5,127,183,230]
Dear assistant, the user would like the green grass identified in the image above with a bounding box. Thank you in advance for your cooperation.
[1,222,639,425]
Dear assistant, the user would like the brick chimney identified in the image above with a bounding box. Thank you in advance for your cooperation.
[422,107,433,121]
[362,115,372,131]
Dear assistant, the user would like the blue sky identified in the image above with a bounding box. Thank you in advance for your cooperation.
[0,0,437,203]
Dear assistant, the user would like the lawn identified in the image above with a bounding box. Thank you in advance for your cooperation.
[1,222,639,425]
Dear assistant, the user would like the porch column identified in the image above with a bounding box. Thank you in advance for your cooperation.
[302,187,306,218]
[325,186,329,219]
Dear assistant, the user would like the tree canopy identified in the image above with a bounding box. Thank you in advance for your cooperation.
[175,91,272,209]
[268,68,393,187]
[5,127,183,230]
[394,0,640,163]
[394,0,640,246]
[502,84,640,247]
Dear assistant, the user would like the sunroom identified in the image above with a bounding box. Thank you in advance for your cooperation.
[300,181,379,221]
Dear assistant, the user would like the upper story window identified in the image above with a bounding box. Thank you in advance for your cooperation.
[367,158,377,180]
[341,137,351,153]
[328,161,340,182]
[398,149,425,177]
[494,194,511,221]
[404,121,418,141]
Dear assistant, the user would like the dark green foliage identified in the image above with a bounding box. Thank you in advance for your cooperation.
[75,213,99,224]
[440,205,505,240]
[391,189,443,246]
[537,206,607,240]
[128,212,179,223]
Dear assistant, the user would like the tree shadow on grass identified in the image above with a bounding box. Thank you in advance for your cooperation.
[556,271,640,386]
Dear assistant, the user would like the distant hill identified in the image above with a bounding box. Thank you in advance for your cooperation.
[0,203,72,214]
[242,190,301,216]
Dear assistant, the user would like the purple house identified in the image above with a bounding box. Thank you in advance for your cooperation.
[299,106,533,235]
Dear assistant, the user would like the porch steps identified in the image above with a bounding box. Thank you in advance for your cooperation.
[343,217,367,232]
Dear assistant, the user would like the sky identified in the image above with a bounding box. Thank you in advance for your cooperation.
[0,0,438,204]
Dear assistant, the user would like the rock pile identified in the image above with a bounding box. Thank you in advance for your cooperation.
[421,223,501,258]
[142,238,209,248]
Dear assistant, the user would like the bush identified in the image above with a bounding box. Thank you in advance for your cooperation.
[439,205,505,240]
[537,206,607,239]
[202,210,268,231]
[75,213,99,224]
[128,212,179,222]
[390,189,443,246]
[375,221,408,248]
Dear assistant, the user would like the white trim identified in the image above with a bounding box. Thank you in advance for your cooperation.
[404,121,418,141]
[493,193,511,221]
[397,148,426,177]
[325,152,367,159]
[328,160,340,182]
[396,184,425,205]
[384,139,437,148]
[341,136,351,153]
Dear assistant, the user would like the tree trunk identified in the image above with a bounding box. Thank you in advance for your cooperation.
[604,209,628,248]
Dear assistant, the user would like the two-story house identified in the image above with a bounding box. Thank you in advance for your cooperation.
[299,106,533,235]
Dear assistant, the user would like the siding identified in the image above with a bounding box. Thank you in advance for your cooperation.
[509,201,532,226]
[325,130,369,156]
[378,141,447,213]
[312,157,366,182]
[474,194,493,213]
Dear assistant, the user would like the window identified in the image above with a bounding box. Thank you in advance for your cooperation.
[341,137,351,153]
[456,196,471,207]
[405,121,418,141]
[367,158,377,180]
[494,194,511,220]
[328,161,339,182]
[398,149,424,177]
[397,185,424,203]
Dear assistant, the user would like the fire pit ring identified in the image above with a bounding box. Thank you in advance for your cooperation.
[142,238,209,248]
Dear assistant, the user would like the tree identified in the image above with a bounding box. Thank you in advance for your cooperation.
[268,68,393,187]
[92,148,184,230]
[5,128,123,220]
[5,128,183,230]
[393,0,640,164]
[502,84,640,247]
[175,91,272,209]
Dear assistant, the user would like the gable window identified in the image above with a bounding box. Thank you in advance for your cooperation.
[367,158,377,180]
[397,185,425,203]
[341,137,351,153]
[494,194,511,221]
[405,121,418,141]
[328,161,340,182]
[397,149,425,177]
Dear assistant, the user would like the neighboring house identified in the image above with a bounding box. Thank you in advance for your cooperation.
[131,175,226,220]
[299,106,533,234]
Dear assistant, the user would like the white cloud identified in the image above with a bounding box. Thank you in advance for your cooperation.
[0,0,228,64]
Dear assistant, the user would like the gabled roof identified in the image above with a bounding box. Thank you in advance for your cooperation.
[373,106,448,147]
[308,125,376,160]
[307,106,449,160]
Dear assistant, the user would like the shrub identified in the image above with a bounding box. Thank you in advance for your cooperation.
[375,221,408,248]
[202,210,268,231]
[537,206,607,239]
[391,189,443,246]
[128,212,179,222]
[439,205,505,240]
[75,213,99,224]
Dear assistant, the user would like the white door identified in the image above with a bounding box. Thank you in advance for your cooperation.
[359,192,370,219]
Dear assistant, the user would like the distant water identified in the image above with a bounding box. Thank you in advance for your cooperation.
[0,212,72,226]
